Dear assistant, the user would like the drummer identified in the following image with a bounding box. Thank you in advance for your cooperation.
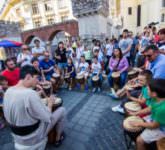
[91,56,102,92]
[112,70,152,114]
[3,65,66,148]
[131,79,165,150]
[77,55,89,88]
[0,75,8,129]
[108,48,129,88]
[39,51,55,81]
[65,57,76,90]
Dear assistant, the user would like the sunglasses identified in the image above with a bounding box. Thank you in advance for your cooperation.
[145,54,152,58]
[22,48,29,50]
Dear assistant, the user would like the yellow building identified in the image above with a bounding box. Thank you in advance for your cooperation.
[120,0,165,33]
[0,0,75,31]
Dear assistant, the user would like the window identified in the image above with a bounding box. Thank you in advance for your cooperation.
[45,2,53,12]
[58,0,67,9]
[61,16,68,22]
[32,3,39,14]
[161,14,165,22]
[34,20,41,28]
[163,0,165,7]
[128,7,132,15]
[137,5,141,27]
[47,18,54,25]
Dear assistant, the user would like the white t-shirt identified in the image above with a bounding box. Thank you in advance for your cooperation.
[119,38,133,57]
[92,62,101,74]
[106,43,113,56]
[32,46,45,60]
[17,53,32,67]
[79,62,89,72]
[76,46,84,60]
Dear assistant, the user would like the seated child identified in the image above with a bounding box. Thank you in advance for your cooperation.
[130,79,165,150]
[112,70,152,114]
[91,56,102,92]
[65,57,76,90]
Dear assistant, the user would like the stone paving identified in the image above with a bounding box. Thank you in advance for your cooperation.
[0,90,128,150]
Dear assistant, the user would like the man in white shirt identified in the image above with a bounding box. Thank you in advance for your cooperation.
[17,45,32,67]
[32,39,45,60]
[119,29,133,64]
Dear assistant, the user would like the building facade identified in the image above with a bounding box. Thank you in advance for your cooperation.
[121,0,165,34]
[0,0,75,31]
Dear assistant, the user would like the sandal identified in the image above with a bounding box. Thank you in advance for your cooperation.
[54,132,66,147]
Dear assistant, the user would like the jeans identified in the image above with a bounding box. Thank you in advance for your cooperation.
[91,73,103,87]
[108,71,127,88]
[58,63,67,70]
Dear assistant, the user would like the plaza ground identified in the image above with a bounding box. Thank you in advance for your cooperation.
[0,89,128,150]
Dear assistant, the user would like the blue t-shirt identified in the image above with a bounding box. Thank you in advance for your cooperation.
[39,59,55,76]
[148,54,165,79]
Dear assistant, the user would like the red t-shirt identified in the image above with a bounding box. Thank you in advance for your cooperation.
[2,68,20,86]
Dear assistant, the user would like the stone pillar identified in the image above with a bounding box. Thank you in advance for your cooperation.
[71,0,109,41]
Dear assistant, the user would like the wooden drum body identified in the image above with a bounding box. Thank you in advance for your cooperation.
[76,74,85,85]
[128,70,139,81]
[123,116,144,141]
[112,72,120,91]
[40,82,52,97]
[51,73,61,92]
[92,75,99,87]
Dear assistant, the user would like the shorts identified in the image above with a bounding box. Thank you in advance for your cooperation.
[58,63,67,70]
[141,128,165,144]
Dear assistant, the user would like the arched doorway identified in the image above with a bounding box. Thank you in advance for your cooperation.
[28,36,45,48]
[49,31,71,56]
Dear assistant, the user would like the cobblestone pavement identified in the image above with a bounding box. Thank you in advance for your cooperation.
[0,89,127,150]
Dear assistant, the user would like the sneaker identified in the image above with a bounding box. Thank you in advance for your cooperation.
[111,88,117,97]
[112,105,124,114]
[108,93,119,99]
[98,87,101,92]
[92,88,96,93]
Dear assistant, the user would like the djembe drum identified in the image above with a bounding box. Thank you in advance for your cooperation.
[76,73,85,89]
[128,70,139,80]
[124,101,142,117]
[123,116,144,142]
[111,72,120,91]
[41,97,63,144]
[40,81,52,97]
[51,73,60,92]
[102,73,107,80]
[92,75,99,87]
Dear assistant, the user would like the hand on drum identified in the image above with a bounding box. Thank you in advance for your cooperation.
[129,121,143,127]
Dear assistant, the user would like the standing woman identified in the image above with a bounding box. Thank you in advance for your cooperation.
[108,48,129,88]
[55,41,67,77]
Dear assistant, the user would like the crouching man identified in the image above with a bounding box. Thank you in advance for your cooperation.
[3,65,66,149]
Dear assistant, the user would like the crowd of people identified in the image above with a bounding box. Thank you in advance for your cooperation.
[0,26,164,150]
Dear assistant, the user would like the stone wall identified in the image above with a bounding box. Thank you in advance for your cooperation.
[0,20,21,38]
[72,0,109,17]
[21,20,79,44]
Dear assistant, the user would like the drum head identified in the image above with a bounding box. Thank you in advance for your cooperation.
[124,102,141,112]
[52,73,60,78]
[133,67,142,72]
[112,72,120,78]
[41,98,48,105]
[53,97,61,104]
[76,74,84,79]
[65,75,70,79]
[92,75,99,81]
[123,116,144,132]
[128,70,137,75]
